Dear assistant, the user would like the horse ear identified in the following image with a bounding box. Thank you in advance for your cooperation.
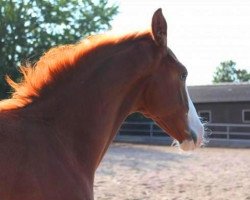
[152,8,167,47]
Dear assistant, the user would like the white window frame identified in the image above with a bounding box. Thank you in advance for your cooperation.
[198,110,212,123]
[242,109,250,123]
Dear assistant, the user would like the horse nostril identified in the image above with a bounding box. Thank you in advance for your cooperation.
[190,129,197,144]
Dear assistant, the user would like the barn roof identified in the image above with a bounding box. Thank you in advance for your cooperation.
[188,83,250,103]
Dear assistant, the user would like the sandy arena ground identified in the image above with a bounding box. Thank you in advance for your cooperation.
[94,143,250,200]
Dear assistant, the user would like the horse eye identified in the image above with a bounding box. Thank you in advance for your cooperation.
[180,73,187,81]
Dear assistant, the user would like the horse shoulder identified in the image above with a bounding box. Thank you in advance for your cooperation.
[0,112,92,199]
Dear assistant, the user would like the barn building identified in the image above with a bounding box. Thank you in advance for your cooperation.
[189,83,250,124]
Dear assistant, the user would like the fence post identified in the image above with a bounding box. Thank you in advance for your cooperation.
[226,126,230,140]
[149,122,154,137]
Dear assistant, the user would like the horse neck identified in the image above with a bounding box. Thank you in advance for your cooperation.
[18,39,156,171]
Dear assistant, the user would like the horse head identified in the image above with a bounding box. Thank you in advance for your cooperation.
[138,9,204,150]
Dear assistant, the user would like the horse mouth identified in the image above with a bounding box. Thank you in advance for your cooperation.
[180,128,204,151]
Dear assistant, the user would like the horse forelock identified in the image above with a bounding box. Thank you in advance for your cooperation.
[1,30,152,110]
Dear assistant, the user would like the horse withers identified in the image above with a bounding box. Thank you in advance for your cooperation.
[0,8,204,200]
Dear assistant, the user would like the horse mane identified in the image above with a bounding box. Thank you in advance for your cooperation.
[0,30,152,111]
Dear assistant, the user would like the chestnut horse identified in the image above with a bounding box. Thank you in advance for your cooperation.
[0,9,204,200]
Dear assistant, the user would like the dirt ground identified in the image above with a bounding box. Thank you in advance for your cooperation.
[94,143,250,200]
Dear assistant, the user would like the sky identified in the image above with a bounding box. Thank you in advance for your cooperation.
[109,0,250,85]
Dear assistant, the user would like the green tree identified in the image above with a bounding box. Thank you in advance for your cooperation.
[0,0,118,98]
[213,60,250,83]
[213,60,237,83]
[236,69,250,82]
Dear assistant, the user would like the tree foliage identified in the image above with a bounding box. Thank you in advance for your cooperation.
[0,0,118,98]
[236,69,250,82]
[213,60,250,83]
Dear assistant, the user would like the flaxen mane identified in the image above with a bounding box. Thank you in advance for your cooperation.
[1,30,152,110]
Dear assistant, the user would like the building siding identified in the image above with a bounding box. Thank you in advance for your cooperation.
[195,102,250,124]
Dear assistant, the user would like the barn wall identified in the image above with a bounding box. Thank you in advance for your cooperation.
[194,102,250,124]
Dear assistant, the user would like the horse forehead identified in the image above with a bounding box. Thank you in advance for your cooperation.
[166,48,188,73]
[167,48,178,61]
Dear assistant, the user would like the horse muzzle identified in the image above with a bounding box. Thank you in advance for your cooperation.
[179,128,203,151]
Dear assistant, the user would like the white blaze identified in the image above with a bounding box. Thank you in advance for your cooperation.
[180,87,205,151]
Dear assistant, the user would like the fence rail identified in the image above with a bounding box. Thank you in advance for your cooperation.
[115,121,250,147]
[205,123,250,140]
